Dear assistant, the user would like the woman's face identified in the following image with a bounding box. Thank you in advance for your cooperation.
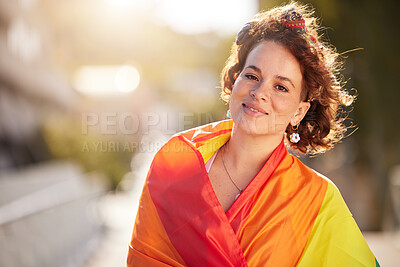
[229,40,310,137]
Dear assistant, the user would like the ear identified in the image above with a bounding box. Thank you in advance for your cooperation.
[290,101,310,126]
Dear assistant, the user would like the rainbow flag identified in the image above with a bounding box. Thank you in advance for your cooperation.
[128,120,379,266]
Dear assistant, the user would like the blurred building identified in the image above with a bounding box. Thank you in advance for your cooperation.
[0,0,77,171]
[0,1,106,267]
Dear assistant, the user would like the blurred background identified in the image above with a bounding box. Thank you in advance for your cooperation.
[0,0,399,266]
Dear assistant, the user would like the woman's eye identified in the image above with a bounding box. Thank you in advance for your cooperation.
[245,74,259,81]
[275,84,288,92]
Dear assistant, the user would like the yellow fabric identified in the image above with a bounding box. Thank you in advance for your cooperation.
[297,181,376,266]
[197,130,231,163]
[180,120,233,163]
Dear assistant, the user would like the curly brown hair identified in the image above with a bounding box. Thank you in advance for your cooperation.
[221,1,355,155]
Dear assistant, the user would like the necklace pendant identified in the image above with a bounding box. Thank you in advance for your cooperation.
[235,192,241,200]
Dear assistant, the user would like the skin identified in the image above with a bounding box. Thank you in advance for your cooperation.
[208,41,310,212]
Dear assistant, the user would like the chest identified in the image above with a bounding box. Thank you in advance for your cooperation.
[207,155,256,212]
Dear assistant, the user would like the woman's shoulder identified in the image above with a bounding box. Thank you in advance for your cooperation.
[288,153,338,187]
[151,120,232,168]
[291,155,351,217]
[285,154,346,207]
[155,120,232,162]
[175,120,233,143]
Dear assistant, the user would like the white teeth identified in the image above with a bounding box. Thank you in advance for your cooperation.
[244,104,267,114]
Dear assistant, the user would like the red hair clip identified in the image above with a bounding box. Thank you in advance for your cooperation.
[282,8,322,57]
[281,8,306,33]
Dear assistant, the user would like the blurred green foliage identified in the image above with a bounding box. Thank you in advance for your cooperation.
[42,114,134,190]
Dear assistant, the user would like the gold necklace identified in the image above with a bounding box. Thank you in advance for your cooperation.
[222,144,243,198]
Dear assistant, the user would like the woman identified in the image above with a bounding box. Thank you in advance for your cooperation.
[127,2,379,266]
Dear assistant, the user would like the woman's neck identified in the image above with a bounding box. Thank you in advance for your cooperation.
[225,124,284,172]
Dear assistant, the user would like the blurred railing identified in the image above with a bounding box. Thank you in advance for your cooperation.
[0,161,109,267]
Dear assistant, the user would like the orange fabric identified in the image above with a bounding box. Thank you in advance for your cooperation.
[238,153,327,266]
[128,181,186,266]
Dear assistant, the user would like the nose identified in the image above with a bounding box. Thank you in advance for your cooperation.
[250,85,268,102]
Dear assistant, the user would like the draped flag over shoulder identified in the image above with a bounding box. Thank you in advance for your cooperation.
[127,120,379,267]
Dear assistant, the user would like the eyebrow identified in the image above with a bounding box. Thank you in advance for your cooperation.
[244,65,296,89]
[245,65,262,73]
[276,75,295,89]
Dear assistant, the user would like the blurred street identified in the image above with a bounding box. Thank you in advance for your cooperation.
[83,191,140,267]
[83,133,162,267]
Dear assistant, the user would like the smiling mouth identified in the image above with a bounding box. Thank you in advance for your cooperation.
[242,103,268,115]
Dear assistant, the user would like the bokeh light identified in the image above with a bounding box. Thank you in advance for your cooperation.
[73,65,140,96]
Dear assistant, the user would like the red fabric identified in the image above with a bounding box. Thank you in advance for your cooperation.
[148,135,248,266]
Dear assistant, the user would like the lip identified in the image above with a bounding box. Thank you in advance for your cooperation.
[242,102,268,115]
